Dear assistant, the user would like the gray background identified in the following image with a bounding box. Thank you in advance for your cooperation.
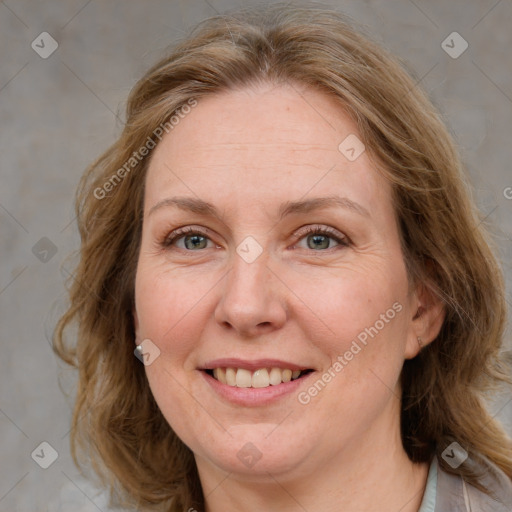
[1,0,511,510]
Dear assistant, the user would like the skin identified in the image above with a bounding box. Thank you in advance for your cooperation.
[133,82,445,512]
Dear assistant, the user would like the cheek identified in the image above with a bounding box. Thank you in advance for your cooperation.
[294,270,409,415]
[294,262,408,346]
[134,262,216,362]
[290,259,411,406]
[134,264,216,439]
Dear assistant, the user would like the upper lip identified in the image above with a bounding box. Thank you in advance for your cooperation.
[200,358,312,372]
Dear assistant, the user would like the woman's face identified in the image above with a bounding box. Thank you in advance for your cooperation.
[134,83,425,480]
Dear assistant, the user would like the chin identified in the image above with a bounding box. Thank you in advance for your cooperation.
[194,425,315,478]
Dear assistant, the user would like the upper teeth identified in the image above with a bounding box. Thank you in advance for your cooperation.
[212,368,302,388]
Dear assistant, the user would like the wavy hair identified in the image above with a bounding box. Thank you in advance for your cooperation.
[54,3,512,510]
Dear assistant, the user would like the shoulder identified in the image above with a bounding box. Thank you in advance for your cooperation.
[435,454,512,512]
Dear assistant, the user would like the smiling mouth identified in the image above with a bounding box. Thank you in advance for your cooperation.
[205,367,313,388]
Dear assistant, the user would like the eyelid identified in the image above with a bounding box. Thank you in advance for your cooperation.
[162,225,216,247]
[160,223,349,251]
[292,224,349,246]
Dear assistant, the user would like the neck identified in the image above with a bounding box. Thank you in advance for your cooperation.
[196,407,429,512]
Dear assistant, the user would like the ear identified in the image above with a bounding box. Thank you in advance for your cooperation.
[404,280,445,359]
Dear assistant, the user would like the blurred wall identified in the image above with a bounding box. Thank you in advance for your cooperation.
[1,0,511,510]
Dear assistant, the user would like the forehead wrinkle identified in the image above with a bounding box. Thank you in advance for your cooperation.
[179,143,339,152]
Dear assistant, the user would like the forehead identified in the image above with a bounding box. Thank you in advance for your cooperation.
[144,83,392,217]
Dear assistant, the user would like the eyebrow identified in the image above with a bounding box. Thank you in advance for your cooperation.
[148,195,370,219]
[278,196,370,219]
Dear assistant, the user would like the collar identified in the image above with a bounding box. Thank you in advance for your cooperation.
[435,454,512,511]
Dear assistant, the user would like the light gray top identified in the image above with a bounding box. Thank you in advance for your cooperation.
[418,457,437,512]
[417,453,512,512]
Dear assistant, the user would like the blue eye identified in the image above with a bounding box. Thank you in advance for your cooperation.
[304,233,338,250]
[181,234,209,250]
[163,227,215,250]
[162,225,348,252]
[295,226,348,251]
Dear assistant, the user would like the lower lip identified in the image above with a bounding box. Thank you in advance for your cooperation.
[200,371,313,406]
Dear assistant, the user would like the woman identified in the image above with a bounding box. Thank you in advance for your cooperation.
[54,4,512,511]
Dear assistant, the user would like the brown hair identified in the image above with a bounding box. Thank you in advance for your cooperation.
[54,3,512,510]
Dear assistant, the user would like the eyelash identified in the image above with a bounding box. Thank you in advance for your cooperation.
[292,225,349,250]
[162,226,215,248]
[161,225,349,251]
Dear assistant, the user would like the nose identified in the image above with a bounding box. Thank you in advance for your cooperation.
[214,250,287,338]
